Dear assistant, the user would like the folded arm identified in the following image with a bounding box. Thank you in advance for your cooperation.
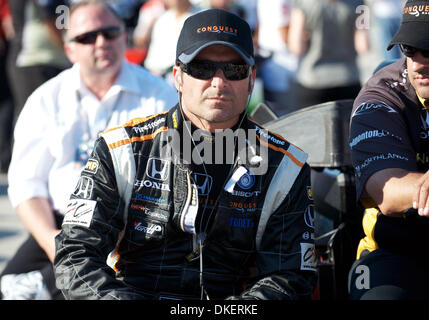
[365,168,429,217]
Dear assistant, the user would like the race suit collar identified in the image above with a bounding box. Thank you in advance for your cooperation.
[417,93,429,109]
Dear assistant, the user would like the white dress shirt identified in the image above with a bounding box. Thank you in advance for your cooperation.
[144,7,199,75]
[256,0,298,92]
[8,60,178,213]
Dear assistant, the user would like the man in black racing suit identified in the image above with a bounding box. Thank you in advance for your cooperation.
[53,9,317,300]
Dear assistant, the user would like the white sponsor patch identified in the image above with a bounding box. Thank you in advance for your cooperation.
[183,183,199,234]
[224,166,247,193]
[62,199,97,228]
[300,243,317,271]
[352,103,397,117]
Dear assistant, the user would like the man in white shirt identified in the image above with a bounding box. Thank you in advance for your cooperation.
[256,0,298,115]
[0,0,177,300]
[143,0,200,79]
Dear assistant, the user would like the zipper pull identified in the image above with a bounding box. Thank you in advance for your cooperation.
[186,233,201,262]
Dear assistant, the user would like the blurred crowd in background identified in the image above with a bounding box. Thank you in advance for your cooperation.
[0,0,406,175]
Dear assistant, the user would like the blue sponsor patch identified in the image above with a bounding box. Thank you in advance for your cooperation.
[236,171,255,190]
[229,217,255,229]
[135,193,166,203]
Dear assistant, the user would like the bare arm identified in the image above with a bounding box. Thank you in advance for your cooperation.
[17,197,61,262]
[133,18,156,48]
[354,28,370,55]
[365,168,429,217]
[1,15,14,40]
[287,8,308,56]
[278,25,289,45]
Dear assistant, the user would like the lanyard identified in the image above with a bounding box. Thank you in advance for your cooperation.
[74,89,123,166]
[76,90,122,140]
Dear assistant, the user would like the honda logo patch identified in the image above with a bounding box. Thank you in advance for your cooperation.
[146,158,170,181]
[304,205,314,229]
[192,173,213,196]
[73,176,94,199]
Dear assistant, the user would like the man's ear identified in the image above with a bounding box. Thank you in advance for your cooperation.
[64,42,77,63]
[173,66,183,92]
[248,69,256,93]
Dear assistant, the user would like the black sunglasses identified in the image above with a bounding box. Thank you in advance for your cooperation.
[179,60,251,81]
[400,44,429,58]
[70,26,123,44]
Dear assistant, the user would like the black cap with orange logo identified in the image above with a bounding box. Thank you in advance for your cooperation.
[388,0,429,51]
[176,8,254,66]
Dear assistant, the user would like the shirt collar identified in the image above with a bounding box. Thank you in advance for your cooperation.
[70,60,141,97]
[417,92,429,109]
[111,60,141,95]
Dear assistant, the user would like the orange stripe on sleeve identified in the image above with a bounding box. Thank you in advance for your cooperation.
[103,111,169,134]
[256,135,304,167]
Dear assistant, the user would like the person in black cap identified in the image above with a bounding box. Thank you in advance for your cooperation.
[53,8,317,300]
[348,0,429,300]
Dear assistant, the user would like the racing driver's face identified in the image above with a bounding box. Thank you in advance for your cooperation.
[407,50,429,100]
[173,45,255,132]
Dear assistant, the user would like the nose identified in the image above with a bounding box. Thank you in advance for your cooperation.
[210,68,227,88]
[410,51,429,70]
[95,32,108,47]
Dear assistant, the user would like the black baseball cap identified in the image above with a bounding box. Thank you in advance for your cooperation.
[176,8,254,66]
[387,0,429,51]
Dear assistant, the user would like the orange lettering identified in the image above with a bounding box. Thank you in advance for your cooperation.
[131,204,146,211]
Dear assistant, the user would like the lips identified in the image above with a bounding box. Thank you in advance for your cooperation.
[415,75,429,85]
[207,92,231,101]
[95,48,114,59]
[208,96,228,101]
[96,52,111,59]
[413,72,429,85]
